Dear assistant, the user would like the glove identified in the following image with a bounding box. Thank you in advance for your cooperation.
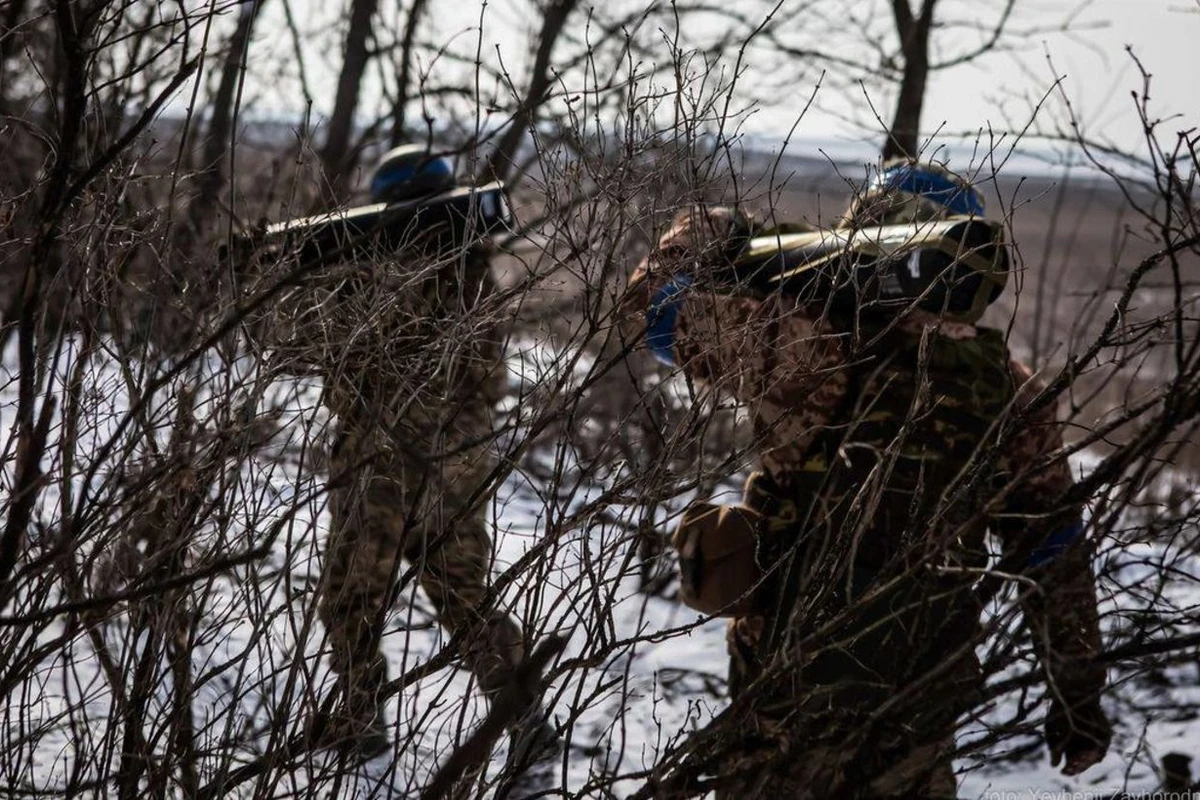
[1045,696,1112,776]
[621,206,755,348]
[645,205,753,285]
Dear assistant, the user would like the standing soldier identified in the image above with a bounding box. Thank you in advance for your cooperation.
[255,145,547,759]
[626,161,1111,797]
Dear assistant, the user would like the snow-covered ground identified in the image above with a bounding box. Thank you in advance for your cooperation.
[3,337,1199,799]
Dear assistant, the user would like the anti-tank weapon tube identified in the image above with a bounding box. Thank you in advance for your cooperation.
[223,181,513,269]
[259,181,513,263]
[730,217,1008,322]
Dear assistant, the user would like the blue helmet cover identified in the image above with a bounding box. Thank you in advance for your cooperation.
[369,153,454,203]
[875,163,985,217]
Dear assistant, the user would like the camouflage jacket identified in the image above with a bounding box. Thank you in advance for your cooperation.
[626,206,1105,707]
[246,235,505,455]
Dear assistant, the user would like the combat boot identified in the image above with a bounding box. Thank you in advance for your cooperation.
[317,659,392,762]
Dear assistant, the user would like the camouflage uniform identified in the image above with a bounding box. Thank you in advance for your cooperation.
[628,206,1108,798]
[264,235,525,741]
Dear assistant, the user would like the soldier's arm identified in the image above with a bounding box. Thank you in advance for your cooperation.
[623,207,846,410]
[993,359,1109,774]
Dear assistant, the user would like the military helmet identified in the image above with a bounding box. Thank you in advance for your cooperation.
[840,159,985,228]
[368,144,456,203]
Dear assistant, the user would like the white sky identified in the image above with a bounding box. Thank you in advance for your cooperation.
[249,0,1199,160]
[912,0,1200,154]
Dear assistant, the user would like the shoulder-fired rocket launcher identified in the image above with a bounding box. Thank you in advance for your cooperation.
[729,217,1008,322]
[226,182,513,267]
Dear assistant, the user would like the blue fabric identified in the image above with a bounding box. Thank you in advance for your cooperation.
[647,275,693,366]
[369,157,452,201]
[370,163,417,200]
[878,164,985,217]
[1028,519,1086,568]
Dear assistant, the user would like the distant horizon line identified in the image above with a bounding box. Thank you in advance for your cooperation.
[155,110,1154,183]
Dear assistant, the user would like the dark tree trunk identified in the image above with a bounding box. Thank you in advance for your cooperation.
[482,0,579,183]
[192,0,267,230]
[0,0,31,108]
[320,0,379,192]
[882,0,936,161]
[389,0,428,146]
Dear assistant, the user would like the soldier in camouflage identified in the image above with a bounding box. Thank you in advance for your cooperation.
[260,146,538,759]
[626,161,1111,797]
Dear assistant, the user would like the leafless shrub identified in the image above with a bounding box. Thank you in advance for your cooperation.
[2,1,1199,798]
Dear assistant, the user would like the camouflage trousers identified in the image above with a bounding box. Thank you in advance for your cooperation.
[318,422,525,718]
[709,473,966,798]
[721,616,958,800]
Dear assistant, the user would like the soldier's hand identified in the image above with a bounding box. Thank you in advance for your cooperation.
[620,206,751,335]
[1046,696,1112,776]
[617,261,653,334]
[648,206,752,283]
